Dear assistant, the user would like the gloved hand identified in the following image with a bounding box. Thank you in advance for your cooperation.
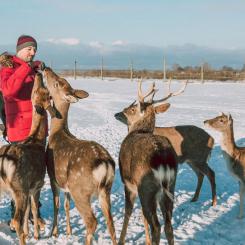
[31,60,46,71]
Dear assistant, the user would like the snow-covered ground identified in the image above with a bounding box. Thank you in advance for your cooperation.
[1,78,245,244]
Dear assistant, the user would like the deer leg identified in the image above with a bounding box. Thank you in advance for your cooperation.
[189,163,216,206]
[138,186,160,245]
[141,210,151,245]
[118,186,136,245]
[141,204,160,245]
[31,194,39,240]
[64,192,72,236]
[203,165,217,206]
[50,182,60,237]
[23,197,30,237]
[98,187,116,245]
[192,171,204,202]
[13,192,28,245]
[35,189,45,231]
[238,182,245,219]
[72,193,97,245]
[188,163,204,203]
[160,192,174,245]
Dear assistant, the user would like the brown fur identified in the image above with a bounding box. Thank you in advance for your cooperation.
[204,113,245,218]
[43,67,116,245]
[115,84,178,245]
[154,125,216,206]
[0,73,54,245]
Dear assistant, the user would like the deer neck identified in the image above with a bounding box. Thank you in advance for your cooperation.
[128,114,155,134]
[27,112,47,145]
[50,101,70,136]
[220,125,236,155]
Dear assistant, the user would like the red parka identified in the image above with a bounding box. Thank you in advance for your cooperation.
[0,56,36,142]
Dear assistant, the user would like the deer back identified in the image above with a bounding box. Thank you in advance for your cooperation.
[120,131,177,185]
[154,125,214,163]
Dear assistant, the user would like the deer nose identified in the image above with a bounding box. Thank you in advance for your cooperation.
[114,112,127,125]
[114,112,121,119]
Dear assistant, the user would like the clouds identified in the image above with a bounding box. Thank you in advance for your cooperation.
[89,41,104,49]
[46,38,80,46]
[1,41,245,70]
[88,40,129,55]
[112,40,128,46]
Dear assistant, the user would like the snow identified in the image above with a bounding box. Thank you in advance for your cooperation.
[1,77,245,244]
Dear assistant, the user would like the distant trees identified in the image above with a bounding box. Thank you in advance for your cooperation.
[241,64,245,71]
[222,65,234,71]
[203,62,212,71]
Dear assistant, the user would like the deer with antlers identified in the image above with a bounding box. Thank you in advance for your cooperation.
[43,67,116,245]
[0,73,56,245]
[115,80,178,245]
[153,79,216,206]
[204,113,245,218]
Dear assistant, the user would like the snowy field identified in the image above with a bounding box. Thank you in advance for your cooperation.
[0,77,245,244]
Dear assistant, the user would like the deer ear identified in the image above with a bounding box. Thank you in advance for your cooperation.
[228,113,233,122]
[154,103,170,114]
[74,89,89,99]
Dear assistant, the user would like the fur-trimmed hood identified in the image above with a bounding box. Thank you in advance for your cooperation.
[0,52,14,68]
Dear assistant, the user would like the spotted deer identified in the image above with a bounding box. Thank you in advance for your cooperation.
[43,67,116,245]
[115,80,178,245]
[0,73,56,245]
[204,113,245,218]
[153,79,216,206]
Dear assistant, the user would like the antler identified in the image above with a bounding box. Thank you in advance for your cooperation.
[153,79,188,104]
[137,78,156,103]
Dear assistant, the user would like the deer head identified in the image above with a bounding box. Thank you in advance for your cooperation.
[204,113,233,132]
[43,67,89,104]
[31,73,56,118]
[115,79,187,133]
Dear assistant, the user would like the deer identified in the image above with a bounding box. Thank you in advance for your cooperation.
[204,113,245,218]
[0,73,56,245]
[115,80,178,245]
[153,79,216,206]
[42,67,117,245]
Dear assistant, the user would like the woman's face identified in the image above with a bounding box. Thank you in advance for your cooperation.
[16,46,37,62]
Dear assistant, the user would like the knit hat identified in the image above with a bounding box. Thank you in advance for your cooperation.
[16,35,37,52]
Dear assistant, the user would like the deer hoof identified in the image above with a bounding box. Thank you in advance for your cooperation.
[51,229,59,238]
[66,230,72,236]
[212,199,217,206]
[38,218,46,231]
[237,214,244,219]
[20,233,27,245]
[190,197,198,202]
[34,235,40,240]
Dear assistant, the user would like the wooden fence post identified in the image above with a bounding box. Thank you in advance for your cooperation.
[74,60,77,80]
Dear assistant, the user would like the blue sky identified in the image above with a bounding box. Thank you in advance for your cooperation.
[1,0,245,49]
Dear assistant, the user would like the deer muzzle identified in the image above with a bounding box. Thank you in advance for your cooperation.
[114,112,127,125]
